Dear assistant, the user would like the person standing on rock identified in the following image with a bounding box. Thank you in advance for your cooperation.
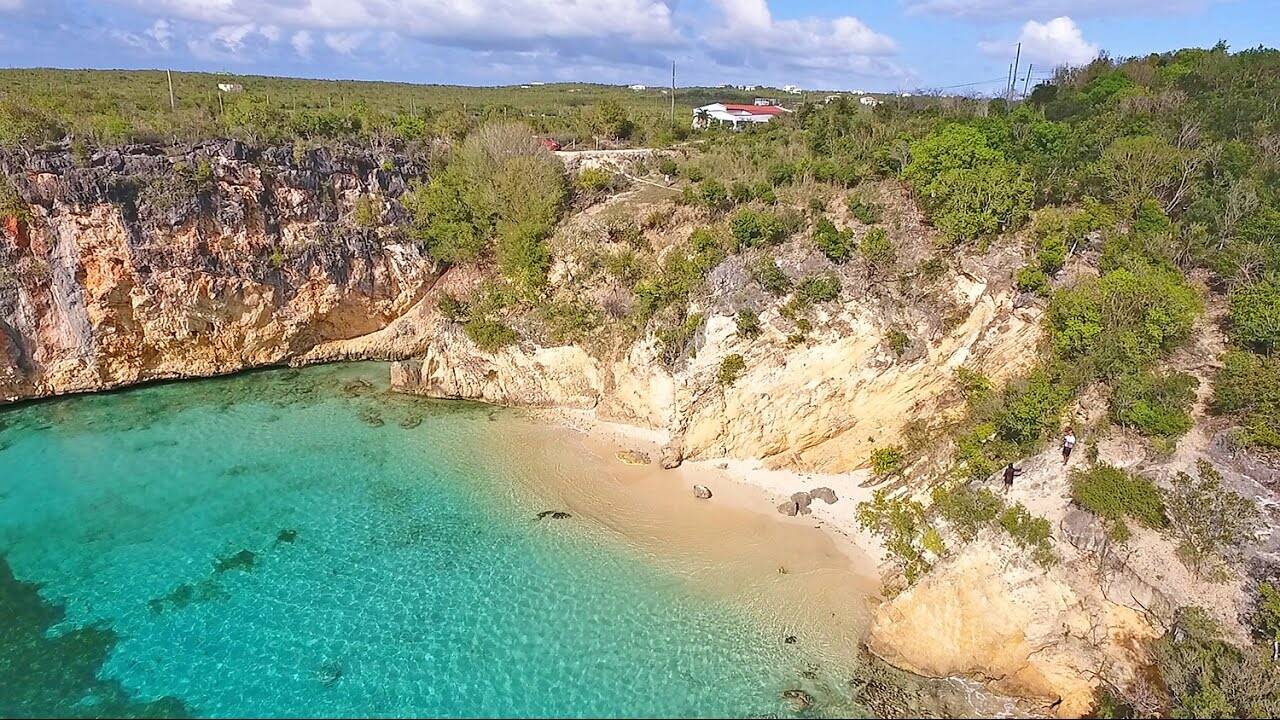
[1061,427,1077,465]
[1002,463,1022,494]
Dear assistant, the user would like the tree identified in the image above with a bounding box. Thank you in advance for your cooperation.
[1165,460,1260,576]
[591,99,634,140]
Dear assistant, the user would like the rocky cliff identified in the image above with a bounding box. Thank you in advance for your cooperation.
[0,140,438,401]
[385,180,1043,474]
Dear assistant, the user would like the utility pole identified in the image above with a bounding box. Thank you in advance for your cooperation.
[1022,64,1034,98]
[1005,63,1014,101]
[166,69,176,111]
[1008,42,1022,103]
[670,60,676,128]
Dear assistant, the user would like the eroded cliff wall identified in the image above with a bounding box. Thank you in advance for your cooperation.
[0,140,438,401]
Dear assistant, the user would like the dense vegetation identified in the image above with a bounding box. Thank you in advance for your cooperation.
[0,68,859,149]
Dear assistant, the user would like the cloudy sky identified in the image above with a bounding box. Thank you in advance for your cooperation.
[0,1,1271,92]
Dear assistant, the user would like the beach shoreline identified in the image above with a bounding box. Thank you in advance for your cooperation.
[530,406,890,577]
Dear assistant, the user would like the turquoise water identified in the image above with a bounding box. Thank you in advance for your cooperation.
[0,364,859,718]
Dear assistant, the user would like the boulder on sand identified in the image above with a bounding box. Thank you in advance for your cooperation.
[790,491,813,510]
[777,500,799,516]
[809,487,838,504]
[692,484,713,499]
[659,442,683,469]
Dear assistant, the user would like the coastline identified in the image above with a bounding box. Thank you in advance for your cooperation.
[518,406,1030,718]
[531,406,889,578]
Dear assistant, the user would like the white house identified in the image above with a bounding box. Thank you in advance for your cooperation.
[753,97,779,106]
[692,102,791,130]
[782,84,802,94]
[628,84,647,91]
[217,83,243,93]
[860,96,881,107]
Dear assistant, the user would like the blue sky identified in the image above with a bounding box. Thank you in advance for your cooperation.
[0,1,1273,92]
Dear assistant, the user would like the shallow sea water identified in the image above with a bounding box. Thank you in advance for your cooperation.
[0,363,867,718]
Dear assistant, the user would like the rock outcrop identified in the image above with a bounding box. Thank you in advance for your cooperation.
[868,538,1158,718]
[0,140,437,402]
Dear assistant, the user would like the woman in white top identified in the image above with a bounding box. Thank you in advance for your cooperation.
[1062,427,1076,465]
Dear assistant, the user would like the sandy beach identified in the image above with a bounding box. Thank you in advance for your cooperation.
[504,408,890,669]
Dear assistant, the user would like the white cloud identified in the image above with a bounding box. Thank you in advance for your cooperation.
[290,29,313,58]
[905,0,1217,19]
[324,31,367,55]
[187,22,282,61]
[979,16,1099,67]
[124,0,678,47]
[702,0,904,81]
[145,19,172,50]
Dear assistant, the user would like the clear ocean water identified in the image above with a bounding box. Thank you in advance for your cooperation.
[0,363,861,718]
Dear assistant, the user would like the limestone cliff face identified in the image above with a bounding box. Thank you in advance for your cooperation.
[869,538,1157,718]
[0,140,437,402]
[386,181,1043,474]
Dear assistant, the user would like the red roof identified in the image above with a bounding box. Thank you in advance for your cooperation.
[722,103,788,115]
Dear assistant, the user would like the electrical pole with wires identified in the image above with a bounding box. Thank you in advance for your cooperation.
[1008,42,1021,102]
[670,61,676,128]
[1022,64,1034,98]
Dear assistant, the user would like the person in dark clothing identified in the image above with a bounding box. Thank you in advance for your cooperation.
[1002,463,1022,494]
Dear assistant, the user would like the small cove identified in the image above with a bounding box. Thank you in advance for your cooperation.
[0,362,882,718]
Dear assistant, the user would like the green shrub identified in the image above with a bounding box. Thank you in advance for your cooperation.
[813,217,855,263]
[1132,197,1173,238]
[0,174,28,221]
[1212,350,1280,449]
[437,293,468,322]
[886,328,910,357]
[351,195,377,227]
[654,312,703,368]
[729,181,753,204]
[1228,281,1280,355]
[735,309,762,339]
[1048,261,1201,380]
[999,503,1056,567]
[795,274,841,304]
[696,179,730,211]
[1069,464,1168,542]
[856,489,934,583]
[575,167,615,194]
[1016,265,1050,295]
[655,157,678,176]
[464,317,517,352]
[903,124,1031,244]
[995,367,1074,447]
[847,192,882,224]
[538,299,601,343]
[730,208,787,248]
[718,354,746,386]
[683,165,705,182]
[860,227,895,270]
[1109,370,1197,439]
[1154,607,1280,719]
[870,446,907,477]
[750,256,791,295]
[931,485,1002,541]
[497,221,552,292]
[752,182,777,204]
